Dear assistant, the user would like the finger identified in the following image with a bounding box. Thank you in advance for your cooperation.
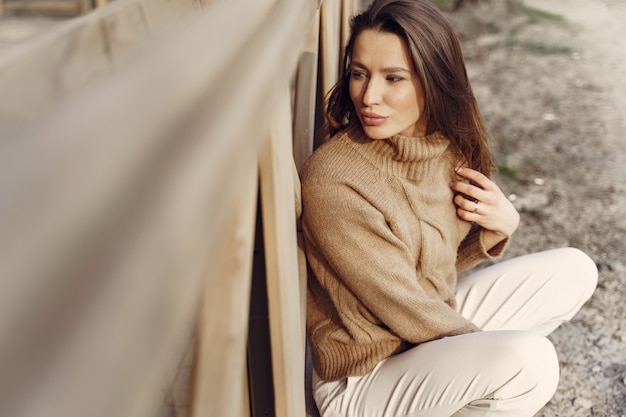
[451,181,487,203]
[454,167,494,190]
[455,205,479,223]
[453,194,482,214]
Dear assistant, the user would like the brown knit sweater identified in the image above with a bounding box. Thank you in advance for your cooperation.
[300,128,508,382]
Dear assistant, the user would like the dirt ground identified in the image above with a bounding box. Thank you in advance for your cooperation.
[445,0,626,415]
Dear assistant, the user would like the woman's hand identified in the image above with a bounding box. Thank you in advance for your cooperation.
[450,167,520,250]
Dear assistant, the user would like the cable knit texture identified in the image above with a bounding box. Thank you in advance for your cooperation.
[301,128,508,382]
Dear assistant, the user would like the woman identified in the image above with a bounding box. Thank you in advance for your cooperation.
[300,0,598,416]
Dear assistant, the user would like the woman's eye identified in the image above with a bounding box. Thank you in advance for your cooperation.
[387,75,404,82]
[350,71,367,79]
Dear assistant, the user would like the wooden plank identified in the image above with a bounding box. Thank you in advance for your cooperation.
[0,1,317,417]
[104,0,201,68]
[78,0,92,14]
[259,85,306,417]
[293,162,306,335]
[190,166,258,417]
[295,165,322,417]
[292,26,321,412]
[0,18,112,125]
[293,8,319,171]
[0,0,201,127]
[1,0,82,15]
[319,0,341,97]
[101,1,150,67]
[162,330,196,417]
[139,0,200,34]
[0,104,260,417]
[341,0,357,52]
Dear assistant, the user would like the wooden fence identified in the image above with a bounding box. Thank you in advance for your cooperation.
[0,0,363,416]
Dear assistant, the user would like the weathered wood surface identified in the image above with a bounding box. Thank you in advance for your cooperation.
[190,165,258,417]
[293,8,320,171]
[2,0,93,16]
[319,0,341,98]
[0,1,317,417]
[0,0,200,127]
[259,85,307,417]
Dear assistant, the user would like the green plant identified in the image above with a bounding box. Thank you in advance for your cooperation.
[430,0,452,8]
[496,163,518,179]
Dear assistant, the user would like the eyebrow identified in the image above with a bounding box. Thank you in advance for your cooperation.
[351,60,411,74]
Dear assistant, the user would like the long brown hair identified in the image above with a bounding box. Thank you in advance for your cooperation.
[325,0,495,175]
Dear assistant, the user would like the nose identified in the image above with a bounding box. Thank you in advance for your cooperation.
[362,78,382,106]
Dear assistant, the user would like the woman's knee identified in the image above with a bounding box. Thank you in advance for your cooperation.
[489,331,560,404]
[463,331,559,383]
[542,247,598,305]
[551,247,598,301]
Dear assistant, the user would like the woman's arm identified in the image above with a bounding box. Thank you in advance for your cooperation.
[302,180,480,344]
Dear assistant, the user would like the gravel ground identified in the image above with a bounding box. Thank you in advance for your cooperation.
[444,0,626,415]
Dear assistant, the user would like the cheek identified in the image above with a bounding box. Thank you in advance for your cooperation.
[413,81,426,111]
[348,80,359,104]
[394,89,421,115]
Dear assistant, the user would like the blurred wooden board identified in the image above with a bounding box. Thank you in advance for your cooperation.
[2,0,93,15]
[0,0,200,127]
[259,86,306,417]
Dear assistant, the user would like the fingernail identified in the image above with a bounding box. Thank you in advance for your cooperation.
[455,167,462,173]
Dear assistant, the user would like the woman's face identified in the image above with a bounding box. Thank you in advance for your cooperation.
[349,29,427,140]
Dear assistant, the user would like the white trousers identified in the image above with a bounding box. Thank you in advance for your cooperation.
[312,248,598,417]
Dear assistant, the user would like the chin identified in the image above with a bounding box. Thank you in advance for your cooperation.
[361,125,393,140]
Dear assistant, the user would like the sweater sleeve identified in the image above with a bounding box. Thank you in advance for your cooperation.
[456,223,509,273]
[302,180,480,345]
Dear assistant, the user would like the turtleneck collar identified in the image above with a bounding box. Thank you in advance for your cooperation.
[386,133,451,163]
[344,128,455,180]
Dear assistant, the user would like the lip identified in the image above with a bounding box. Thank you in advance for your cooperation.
[360,112,388,126]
